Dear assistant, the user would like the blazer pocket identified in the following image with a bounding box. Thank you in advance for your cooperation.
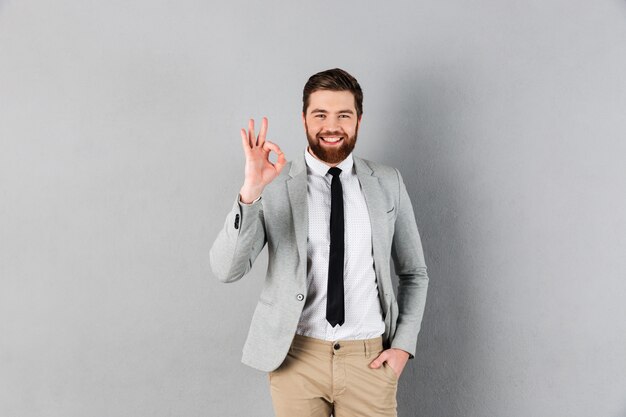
[385,206,396,223]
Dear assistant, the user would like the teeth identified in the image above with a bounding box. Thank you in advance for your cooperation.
[322,137,342,143]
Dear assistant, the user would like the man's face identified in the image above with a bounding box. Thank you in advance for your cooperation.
[303,89,361,166]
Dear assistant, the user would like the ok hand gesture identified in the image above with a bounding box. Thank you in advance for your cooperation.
[239,117,286,203]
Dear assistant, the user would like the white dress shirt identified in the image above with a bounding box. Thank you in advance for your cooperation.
[296,148,385,341]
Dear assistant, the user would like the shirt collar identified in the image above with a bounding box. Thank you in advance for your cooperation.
[304,147,354,178]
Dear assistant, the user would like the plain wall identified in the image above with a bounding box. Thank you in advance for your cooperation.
[1,1,625,416]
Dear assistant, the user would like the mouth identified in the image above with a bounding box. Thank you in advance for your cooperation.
[319,136,344,146]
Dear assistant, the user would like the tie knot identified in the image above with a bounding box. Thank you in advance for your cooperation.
[327,167,342,178]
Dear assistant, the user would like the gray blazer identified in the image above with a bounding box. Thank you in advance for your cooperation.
[209,155,429,372]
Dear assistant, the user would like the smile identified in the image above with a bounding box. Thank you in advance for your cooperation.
[320,136,343,144]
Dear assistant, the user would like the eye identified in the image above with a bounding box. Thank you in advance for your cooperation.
[315,114,326,119]
[339,114,350,118]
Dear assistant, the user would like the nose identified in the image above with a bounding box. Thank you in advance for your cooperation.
[323,117,341,133]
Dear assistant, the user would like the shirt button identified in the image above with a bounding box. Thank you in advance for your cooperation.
[296,294,304,301]
[334,343,341,350]
[234,214,240,229]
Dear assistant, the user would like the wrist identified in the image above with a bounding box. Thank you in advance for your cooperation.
[239,184,264,204]
[391,348,410,359]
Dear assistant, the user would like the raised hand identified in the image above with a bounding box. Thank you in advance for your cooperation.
[239,117,286,203]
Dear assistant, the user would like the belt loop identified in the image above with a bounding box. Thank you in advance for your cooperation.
[364,339,369,357]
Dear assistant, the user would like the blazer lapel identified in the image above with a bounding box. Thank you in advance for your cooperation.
[354,157,389,290]
[287,156,308,271]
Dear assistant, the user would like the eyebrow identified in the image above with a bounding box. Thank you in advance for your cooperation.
[310,109,355,114]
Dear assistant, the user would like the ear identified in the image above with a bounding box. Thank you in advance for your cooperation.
[302,112,306,129]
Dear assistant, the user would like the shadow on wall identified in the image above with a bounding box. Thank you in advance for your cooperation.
[377,68,480,417]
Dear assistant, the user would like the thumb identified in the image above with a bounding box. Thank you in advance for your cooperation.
[369,351,389,369]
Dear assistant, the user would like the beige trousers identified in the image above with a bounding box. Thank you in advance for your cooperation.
[268,334,398,417]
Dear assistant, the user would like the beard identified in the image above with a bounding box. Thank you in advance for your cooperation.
[305,121,359,165]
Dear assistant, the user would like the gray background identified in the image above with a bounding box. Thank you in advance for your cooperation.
[1,0,625,416]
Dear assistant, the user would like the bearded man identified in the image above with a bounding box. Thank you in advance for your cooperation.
[210,68,429,417]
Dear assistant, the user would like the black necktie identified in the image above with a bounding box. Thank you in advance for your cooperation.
[326,167,345,327]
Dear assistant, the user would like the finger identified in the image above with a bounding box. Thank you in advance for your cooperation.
[263,141,283,159]
[263,141,287,173]
[369,351,389,368]
[240,128,251,153]
[274,151,287,174]
[257,117,268,147]
[248,118,256,147]
[263,140,283,155]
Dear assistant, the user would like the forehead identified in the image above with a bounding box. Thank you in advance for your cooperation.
[307,90,356,113]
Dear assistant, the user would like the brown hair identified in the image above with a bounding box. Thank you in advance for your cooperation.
[302,68,363,118]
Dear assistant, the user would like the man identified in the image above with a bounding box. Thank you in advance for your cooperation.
[210,68,429,417]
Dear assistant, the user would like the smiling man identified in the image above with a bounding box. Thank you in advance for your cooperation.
[210,68,429,417]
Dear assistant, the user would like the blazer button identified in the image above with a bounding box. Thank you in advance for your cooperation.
[296,294,304,301]
[234,214,240,229]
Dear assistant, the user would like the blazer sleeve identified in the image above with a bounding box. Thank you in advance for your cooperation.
[389,169,429,358]
[209,195,267,283]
